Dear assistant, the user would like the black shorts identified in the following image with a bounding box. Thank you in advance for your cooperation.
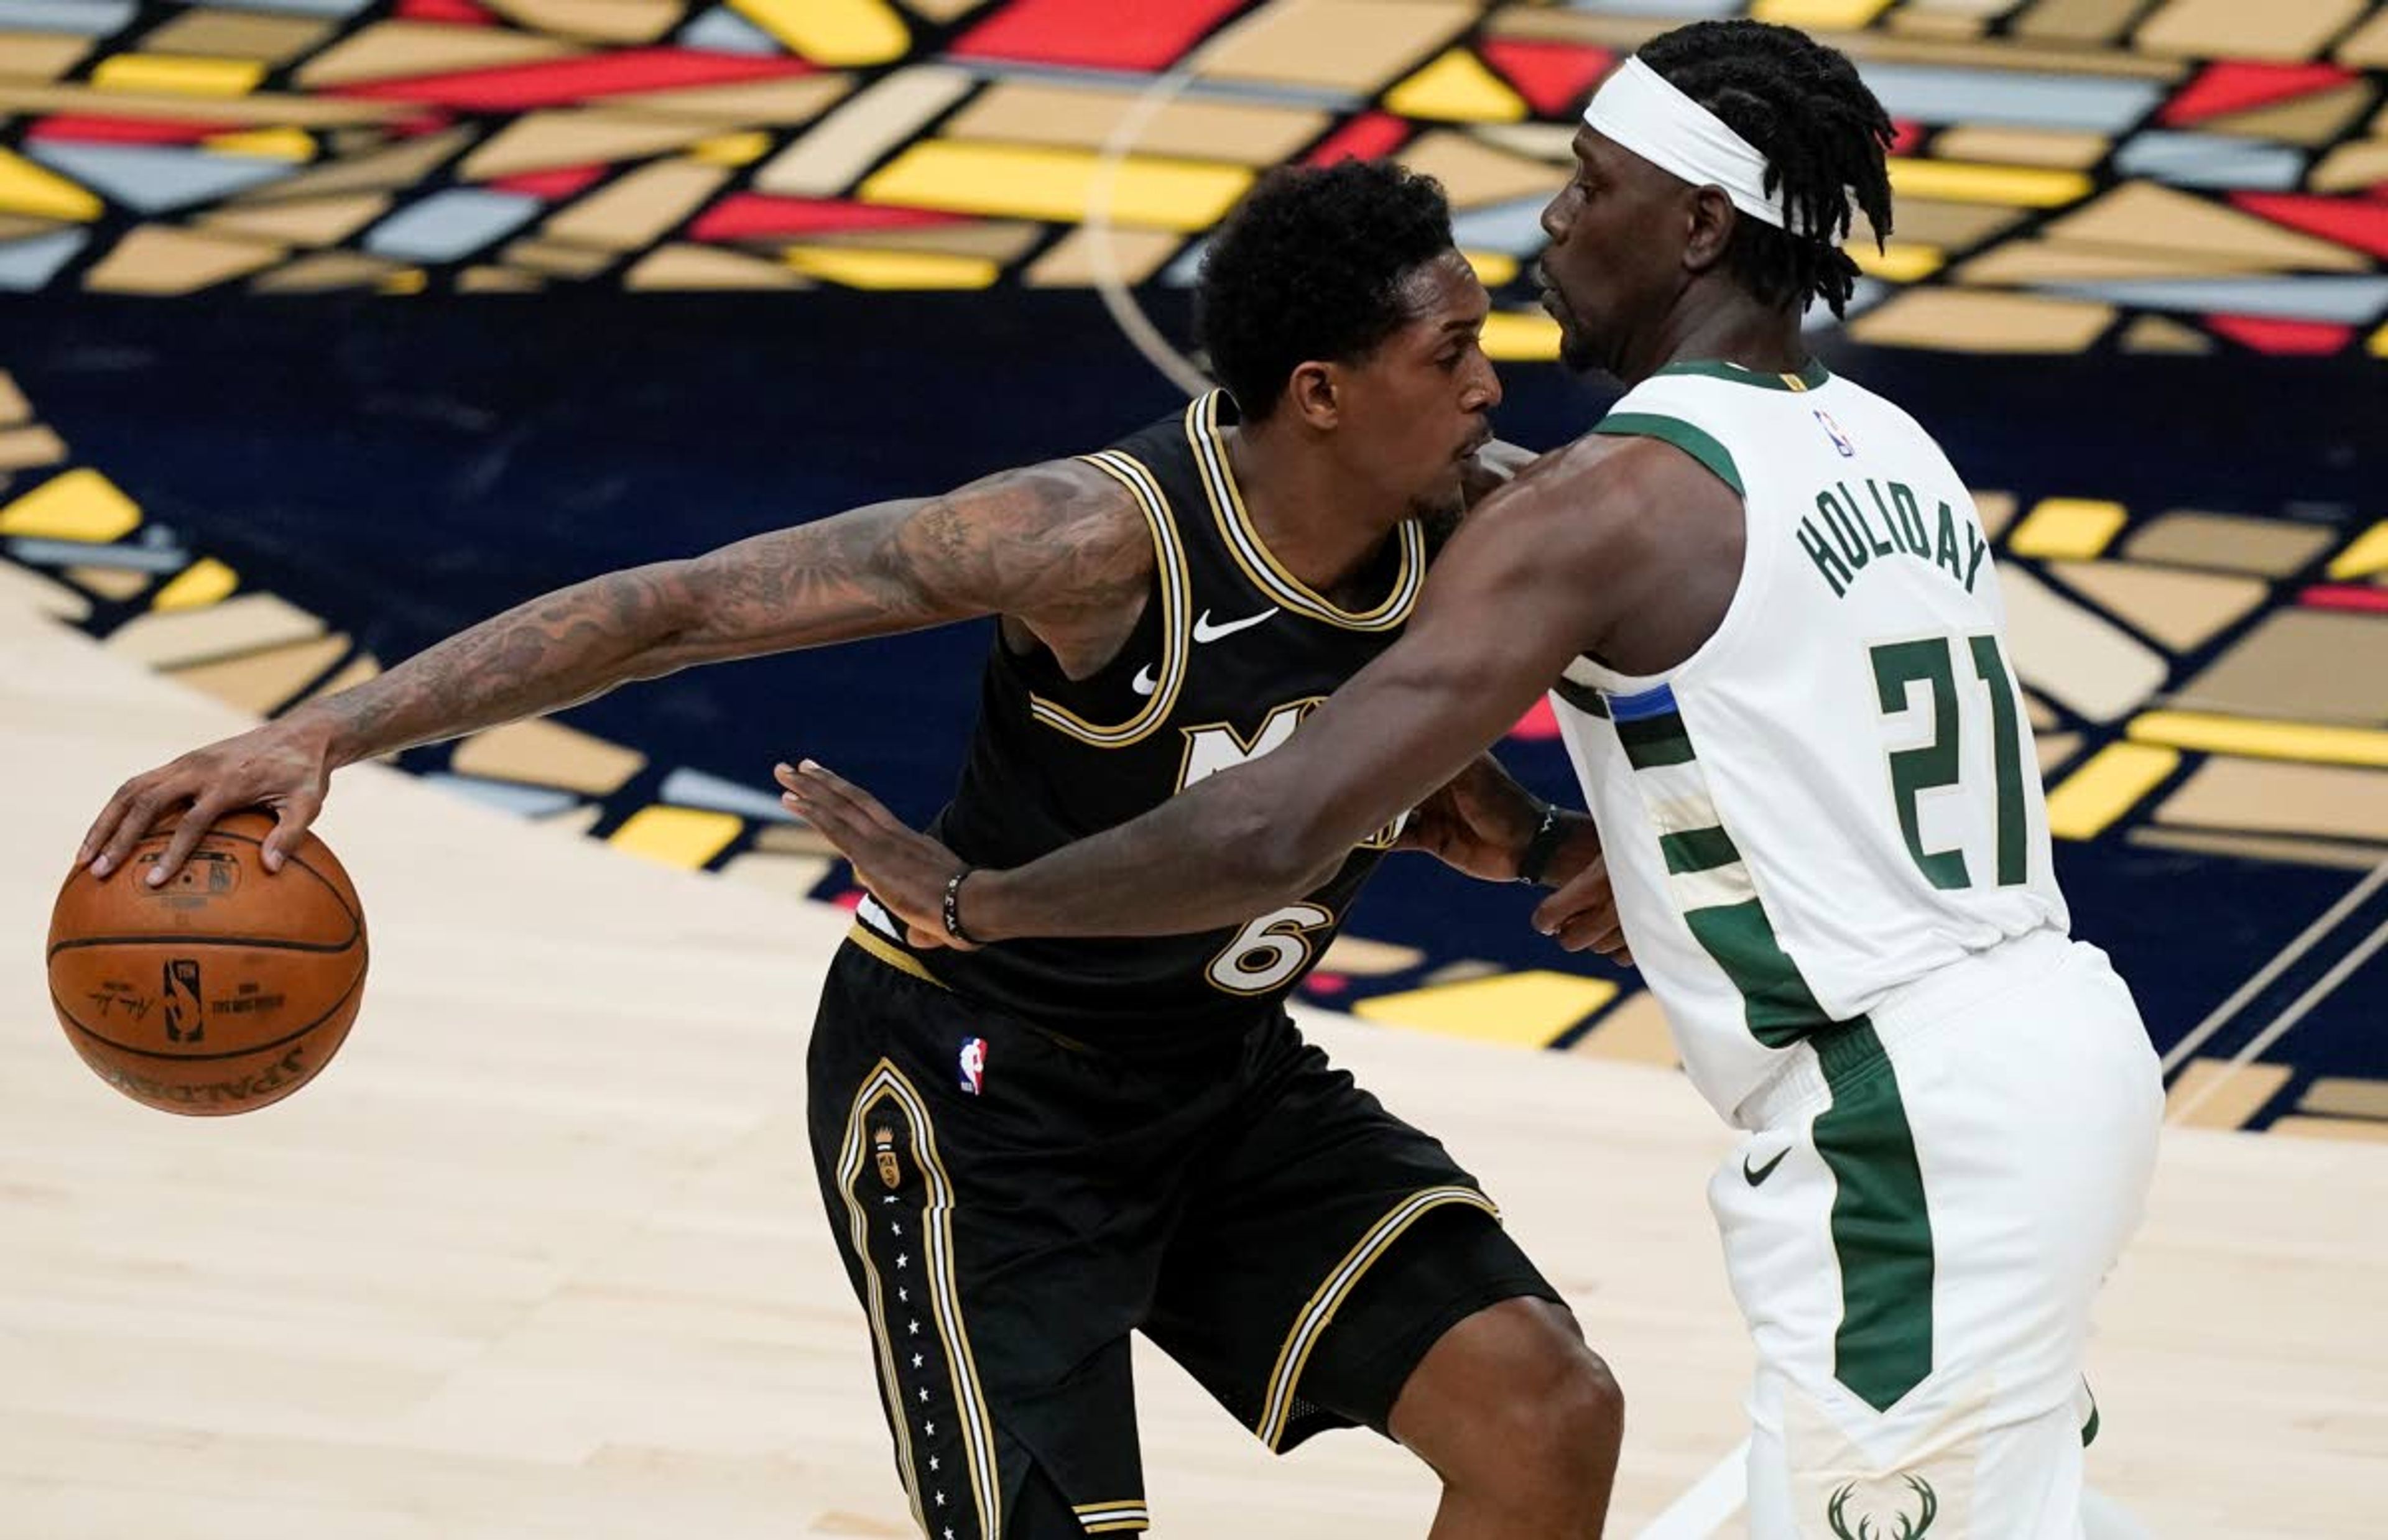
[806,933,1560,1538]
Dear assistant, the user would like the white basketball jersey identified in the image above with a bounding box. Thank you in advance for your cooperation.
[1554,359,2068,1123]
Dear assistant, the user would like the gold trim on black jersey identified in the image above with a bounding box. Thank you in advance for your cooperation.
[1073,1500,1152,1534]
[1186,390,1425,632]
[836,1061,1003,1539]
[1253,1184,1501,1450]
[846,921,946,990]
[1027,450,1192,748]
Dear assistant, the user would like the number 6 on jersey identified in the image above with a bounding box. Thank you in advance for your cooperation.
[1208,903,1337,994]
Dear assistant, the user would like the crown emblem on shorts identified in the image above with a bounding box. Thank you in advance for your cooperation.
[872,1123,900,1191]
[1828,1473,1937,1540]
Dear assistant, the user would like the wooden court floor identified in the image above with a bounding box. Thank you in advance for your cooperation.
[2,591,2378,1539]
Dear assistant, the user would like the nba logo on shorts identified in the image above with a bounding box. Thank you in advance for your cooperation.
[1813,408,1856,458]
[958,1036,988,1095]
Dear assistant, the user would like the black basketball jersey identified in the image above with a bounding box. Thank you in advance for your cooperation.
[858,390,1427,1054]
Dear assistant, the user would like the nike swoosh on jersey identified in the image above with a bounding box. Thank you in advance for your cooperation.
[1192,606,1279,643]
[1742,1146,1790,1186]
[1125,607,1276,696]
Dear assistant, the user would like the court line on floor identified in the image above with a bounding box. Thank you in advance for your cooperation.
[2159,859,2388,1076]
[1632,1438,1748,1540]
[2168,913,2388,1127]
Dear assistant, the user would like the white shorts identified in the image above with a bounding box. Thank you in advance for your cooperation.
[1710,929,2163,1539]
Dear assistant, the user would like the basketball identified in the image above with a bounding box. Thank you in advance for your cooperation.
[47,810,368,1116]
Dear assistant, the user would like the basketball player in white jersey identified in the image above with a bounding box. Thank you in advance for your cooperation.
[784,21,2165,1539]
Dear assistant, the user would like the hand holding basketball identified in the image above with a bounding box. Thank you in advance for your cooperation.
[78,716,338,887]
[51,808,368,1115]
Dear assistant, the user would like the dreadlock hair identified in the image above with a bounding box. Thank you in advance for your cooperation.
[1195,160,1456,421]
[1637,19,1894,318]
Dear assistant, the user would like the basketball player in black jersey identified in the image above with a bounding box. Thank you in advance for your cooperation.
[79,163,1622,1538]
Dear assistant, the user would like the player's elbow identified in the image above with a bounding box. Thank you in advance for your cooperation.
[1222,803,1346,901]
[601,560,713,680]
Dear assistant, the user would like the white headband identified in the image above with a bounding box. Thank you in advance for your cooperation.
[1582,55,1804,232]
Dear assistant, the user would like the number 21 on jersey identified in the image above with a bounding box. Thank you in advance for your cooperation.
[1871,632,2029,890]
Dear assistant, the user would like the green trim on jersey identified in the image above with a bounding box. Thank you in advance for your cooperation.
[1614,708,1696,768]
[1684,901,1838,1047]
[1609,694,1834,1047]
[1553,673,1611,718]
[1660,824,1742,875]
[1810,1020,1937,1413]
[1652,356,1832,392]
[1594,412,1743,496]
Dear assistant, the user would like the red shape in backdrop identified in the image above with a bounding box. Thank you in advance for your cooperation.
[1478,38,1614,118]
[395,0,499,23]
[688,194,966,242]
[2231,192,2388,261]
[1305,111,1412,165]
[2300,584,2388,614]
[27,115,226,145]
[2203,314,2353,355]
[1508,699,1560,742]
[327,49,815,111]
[488,164,611,200]
[2160,61,2356,126]
[951,0,1246,72]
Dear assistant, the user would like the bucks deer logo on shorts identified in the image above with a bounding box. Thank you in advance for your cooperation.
[1828,1473,1937,1540]
[162,958,205,1044]
[872,1123,901,1191]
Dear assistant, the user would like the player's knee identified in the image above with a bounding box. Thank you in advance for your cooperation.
[1407,1299,1622,1510]
[1507,1335,1624,1505]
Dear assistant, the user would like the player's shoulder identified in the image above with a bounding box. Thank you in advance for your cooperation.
[1049,458,1162,602]
[1491,431,1698,517]
[973,456,1150,544]
[915,456,1157,615]
[1451,431,1730,594]
[1041,456,1163,566]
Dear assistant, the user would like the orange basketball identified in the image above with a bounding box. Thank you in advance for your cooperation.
[47,809,368,1116]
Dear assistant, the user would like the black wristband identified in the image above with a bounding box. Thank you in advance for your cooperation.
[942,867,980,945]
[1516,806,1569,888]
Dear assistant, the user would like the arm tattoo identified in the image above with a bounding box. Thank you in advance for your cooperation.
[293,459,1146,767]
[298,564,690,766]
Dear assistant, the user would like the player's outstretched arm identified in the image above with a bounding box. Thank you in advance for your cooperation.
[80,459,1144,885]
[789,440,1664,944]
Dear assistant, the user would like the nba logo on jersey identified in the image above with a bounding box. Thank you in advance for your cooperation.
[1813,408,1856,458]
[958,1036,988,1095]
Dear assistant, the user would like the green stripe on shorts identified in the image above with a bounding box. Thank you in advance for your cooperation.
[1811,1023,1936,1413]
